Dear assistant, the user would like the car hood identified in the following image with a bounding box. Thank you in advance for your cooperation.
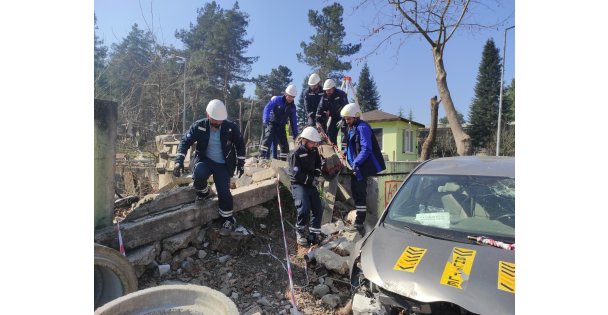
[359,224,514,315]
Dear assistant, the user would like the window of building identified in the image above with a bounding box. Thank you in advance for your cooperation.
[403,128,414,153]
[372,128,383,150]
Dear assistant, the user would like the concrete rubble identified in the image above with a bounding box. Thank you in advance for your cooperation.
[102,135,367,313]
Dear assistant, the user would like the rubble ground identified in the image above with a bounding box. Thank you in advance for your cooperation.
[134,186,354,315]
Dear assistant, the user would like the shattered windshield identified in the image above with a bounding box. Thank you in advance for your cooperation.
[385,174,515,240]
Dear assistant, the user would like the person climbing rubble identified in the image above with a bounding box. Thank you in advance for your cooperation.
[260,84,299,161]
[288,127,323,246]
[340,103,386,235]
[173,99,246,235]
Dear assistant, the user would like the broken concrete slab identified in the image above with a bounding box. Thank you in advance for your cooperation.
[157,176,193,193]
[94,179,277,250]
[235,175,253,188]
[320,221,345,236]
[270,160,291,189]
[251,168,276,182]
[161,227,200,254]
[314,247,350,275]
[125,186,196,222]
[126,241,161,267]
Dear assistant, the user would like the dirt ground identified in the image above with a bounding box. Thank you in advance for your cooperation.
[131,186,354,315]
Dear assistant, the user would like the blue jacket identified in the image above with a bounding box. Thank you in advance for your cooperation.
[343,120,386,179]
[176,118,246,175]
[262,95,299,136]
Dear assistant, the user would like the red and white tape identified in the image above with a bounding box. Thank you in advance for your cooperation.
[276,174,299,312]
[117,221,126,256]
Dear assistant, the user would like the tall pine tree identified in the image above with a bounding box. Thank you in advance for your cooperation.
[176,1,258,116]
[254,65,293,104]
[297,2,361,81]
[467,39,504,150]
[105,23,157,144]
[356,63,380,112]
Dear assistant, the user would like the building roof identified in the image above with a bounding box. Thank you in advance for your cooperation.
[361,109,425,127]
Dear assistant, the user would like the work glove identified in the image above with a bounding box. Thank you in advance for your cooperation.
[236,160,245,178]
[173,163,184,177]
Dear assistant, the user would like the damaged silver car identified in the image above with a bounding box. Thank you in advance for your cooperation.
[349,156,515,315]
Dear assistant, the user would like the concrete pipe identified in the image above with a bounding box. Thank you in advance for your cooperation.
[94,243,138,310]
[94,284,239,315]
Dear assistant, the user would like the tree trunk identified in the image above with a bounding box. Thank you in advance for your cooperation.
[420,96,440,161]
[433,47,471,156]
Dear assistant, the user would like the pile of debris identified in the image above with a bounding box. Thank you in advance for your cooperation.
[99,137,365,313]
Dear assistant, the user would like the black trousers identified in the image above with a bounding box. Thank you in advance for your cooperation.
[191,156,233,221]
[292,184,323,234]
[260,123,288,160]
[351,174,368,225]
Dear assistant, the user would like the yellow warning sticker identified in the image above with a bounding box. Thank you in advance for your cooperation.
[498,261,515,293]
[393,246,427,273]
[440,247,477,289]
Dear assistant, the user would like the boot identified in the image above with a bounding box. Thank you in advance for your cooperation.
[296,229,308,246]
[308,233,320,246]
[219,217,236,236]
[195,187,215,204]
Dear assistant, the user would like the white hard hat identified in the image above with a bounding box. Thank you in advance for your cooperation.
[323,79,336,90]
[299,126,322,142]
[285,84,297,97]
[206,99,228,120]
[308,73,321,86]
[340,103,361,118]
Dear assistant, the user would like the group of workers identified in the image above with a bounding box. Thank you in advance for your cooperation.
[173,73,385,246]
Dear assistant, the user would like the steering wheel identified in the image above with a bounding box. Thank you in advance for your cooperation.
[493,213,515,223]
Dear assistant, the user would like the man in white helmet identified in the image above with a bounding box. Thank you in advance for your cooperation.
[260,84,299,161]
[173,99,246,234]
[340,103,386,234]
[302,73,324,126]
[288,126,323,246]
[315,78,348,145]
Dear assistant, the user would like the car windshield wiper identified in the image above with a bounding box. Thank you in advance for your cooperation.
[467,235,515,251]
[402,224,451,241]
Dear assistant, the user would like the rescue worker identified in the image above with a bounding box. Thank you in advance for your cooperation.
[302,73,324,126]
[260,84,299,161]
[315,79,348,146]
[340,103,386,234]
[173,99,246,234]
[288,127,323,246]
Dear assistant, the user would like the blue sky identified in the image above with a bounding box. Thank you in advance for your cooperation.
[94,0,515,126]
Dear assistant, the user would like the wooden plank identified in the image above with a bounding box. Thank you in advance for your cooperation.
[95,179,278,249]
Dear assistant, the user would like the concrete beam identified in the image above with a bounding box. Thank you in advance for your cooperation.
[94,179,277,249]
